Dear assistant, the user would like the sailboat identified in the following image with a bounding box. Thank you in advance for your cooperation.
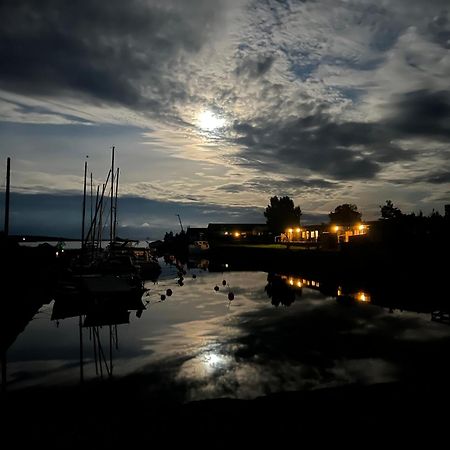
[60,148,159,301]
[80,147,161,281]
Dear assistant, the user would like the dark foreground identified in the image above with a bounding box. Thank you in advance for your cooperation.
[3,379,450,448]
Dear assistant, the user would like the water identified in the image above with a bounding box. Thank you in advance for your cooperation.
[4,257,450,404]
[19,240,151,249]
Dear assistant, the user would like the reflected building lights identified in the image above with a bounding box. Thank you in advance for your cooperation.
[337,287,371,303]
[355,291,370,303]
[279,274,369,303]
[280,275,321,291]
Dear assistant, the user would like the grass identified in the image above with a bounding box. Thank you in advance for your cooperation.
[214,243,320,251]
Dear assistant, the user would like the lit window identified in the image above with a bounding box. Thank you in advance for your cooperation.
[356,291,370,303]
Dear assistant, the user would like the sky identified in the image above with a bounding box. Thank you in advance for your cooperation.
[0,0,449,239]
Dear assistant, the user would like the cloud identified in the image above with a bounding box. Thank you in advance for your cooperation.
[235,54,275,79]
[390,170,450,186]
[217,176,339,194]
[388,90,450,138]
[231,113,412,181]
[0,0,229,120]
[425,172,450,184]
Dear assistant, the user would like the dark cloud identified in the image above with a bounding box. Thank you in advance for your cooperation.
[0,0,224,113]
[425,171,450,184]
[391,170,450,185]
[217,176,338,194]
[389,90,450,139]
[230,88,450,181]
[232,115,393,180]
[235,54,275,79]
[426,9,450,49]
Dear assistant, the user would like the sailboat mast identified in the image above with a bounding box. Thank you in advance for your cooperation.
[99,183,105,249]
[90,172,93,229]
[110,146,115,245]
[92,185,99,248]
[114,167,119,241]
[81,159,88,249]
[84,169,111,246]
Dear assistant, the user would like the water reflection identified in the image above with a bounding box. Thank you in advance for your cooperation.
[51,283,147,380]
[1,287,53,391]
[4,254,450,401]
[265,273,297,307]
[256,265,448,324]
[266,273,371,305]
[337,287,371,303]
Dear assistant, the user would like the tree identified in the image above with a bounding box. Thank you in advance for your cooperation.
[264,196,302,234]
[329,204,361,226]
[379,200,403,221]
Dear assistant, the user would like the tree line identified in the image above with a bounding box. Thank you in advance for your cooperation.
[161,196,448,254]
[264,196,364,233]
[264,195,449,234]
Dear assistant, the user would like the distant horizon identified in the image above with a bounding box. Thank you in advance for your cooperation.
[2,190,448,242]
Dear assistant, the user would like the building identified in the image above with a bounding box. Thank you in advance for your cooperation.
[186,227,209,254]
[207,223,273,243]
[329,223,370,243]
[186,227,208,243]
[275,224,322,244]
[278,222,371,248]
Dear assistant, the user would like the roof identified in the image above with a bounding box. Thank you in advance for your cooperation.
[207,223,268,231]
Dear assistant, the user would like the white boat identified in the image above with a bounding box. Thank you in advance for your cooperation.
[188,240,210,254]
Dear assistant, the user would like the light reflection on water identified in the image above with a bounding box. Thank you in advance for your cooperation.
[4,258,450,403]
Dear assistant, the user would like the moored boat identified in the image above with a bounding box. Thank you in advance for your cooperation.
[188,240,210,255]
